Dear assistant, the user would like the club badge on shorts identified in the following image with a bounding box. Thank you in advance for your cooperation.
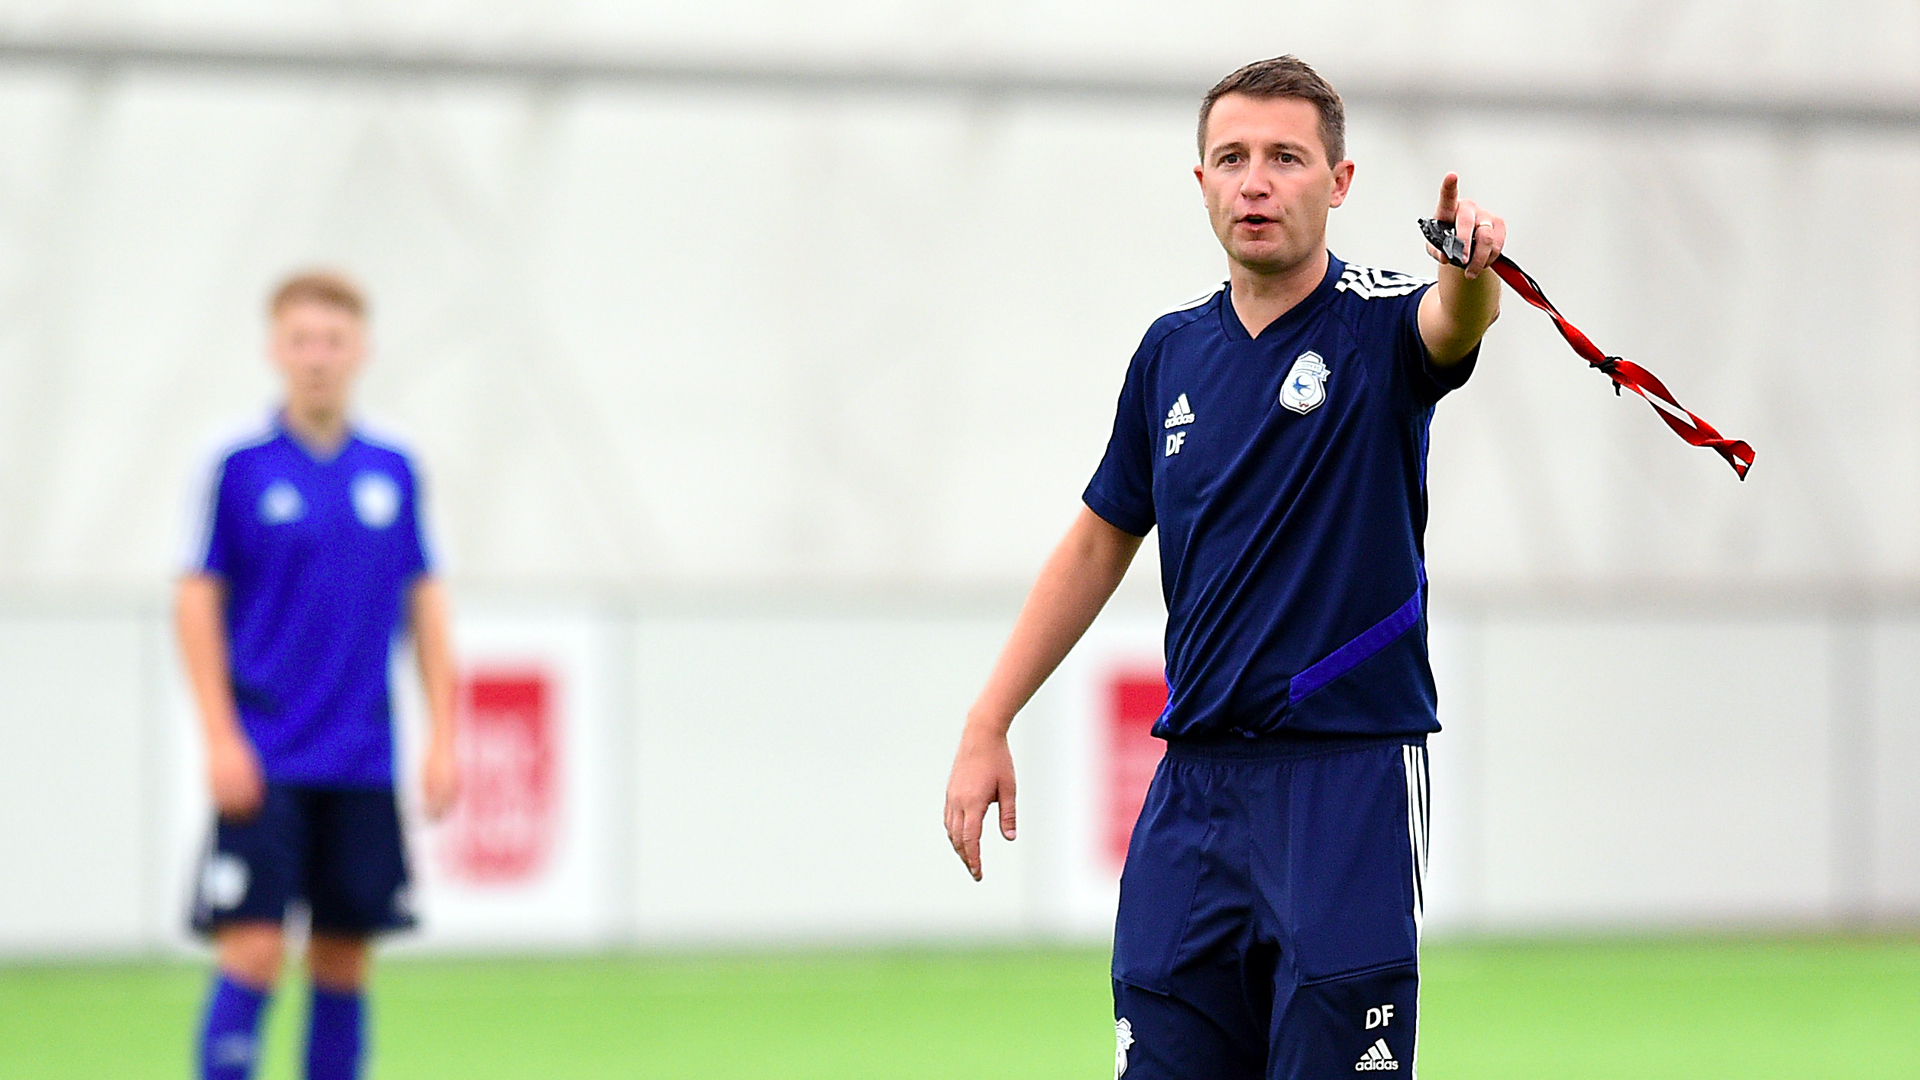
[1115,1017,1134,1078]
[1280,351,1330,414]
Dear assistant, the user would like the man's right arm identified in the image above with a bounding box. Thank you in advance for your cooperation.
[176,573,264,818]
[943,506,1145,880]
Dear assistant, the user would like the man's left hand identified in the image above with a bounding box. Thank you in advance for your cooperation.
[1429,173,1506,279]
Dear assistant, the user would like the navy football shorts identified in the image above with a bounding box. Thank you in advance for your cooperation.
[190,784,416,938]
[1112,735,1428,1080]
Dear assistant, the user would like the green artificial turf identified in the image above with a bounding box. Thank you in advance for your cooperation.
[1418,935,1920,1079]
[0,935,1914,1079]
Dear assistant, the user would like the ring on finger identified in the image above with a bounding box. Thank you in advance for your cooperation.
[1472,220,1494,231]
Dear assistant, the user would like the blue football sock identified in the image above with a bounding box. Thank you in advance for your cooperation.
[305,984,365,1080]
[199,974,270,1080]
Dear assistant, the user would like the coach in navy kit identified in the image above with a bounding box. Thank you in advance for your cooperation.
[945,56,1505,1079]
[178,272,458,1080]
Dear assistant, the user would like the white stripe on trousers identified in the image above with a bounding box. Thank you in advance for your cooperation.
[1402,744,1429,937]
[1401,743,1430,1080]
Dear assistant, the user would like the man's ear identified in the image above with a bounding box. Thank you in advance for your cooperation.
[1327,159,1356,209]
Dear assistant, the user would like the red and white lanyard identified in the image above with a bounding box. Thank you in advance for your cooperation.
[1420,218,1755,480]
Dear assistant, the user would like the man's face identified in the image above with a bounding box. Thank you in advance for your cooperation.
[270,300,366,417]
[1195,94,1354,276]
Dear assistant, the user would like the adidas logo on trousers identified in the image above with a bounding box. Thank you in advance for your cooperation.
[1354,1037,1400,1071]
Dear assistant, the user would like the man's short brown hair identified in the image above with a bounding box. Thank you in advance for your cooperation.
[270,270,366,320]
[1197,55,1346,166]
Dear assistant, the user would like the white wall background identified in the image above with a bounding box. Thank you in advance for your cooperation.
[0,2,1916,589]
[2,591,1917,957]
[1,2,1918,953]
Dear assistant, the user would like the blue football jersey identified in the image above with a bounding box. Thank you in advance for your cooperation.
[1083,255,1476,740]
[186,416,433,786]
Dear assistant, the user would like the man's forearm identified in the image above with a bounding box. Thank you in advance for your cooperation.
[1422,267,1501,368]
[966,507,1144,736]
[175,574,243,744]
[409,578,457,744]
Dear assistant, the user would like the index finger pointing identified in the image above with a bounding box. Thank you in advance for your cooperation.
[1434,173,1459,220]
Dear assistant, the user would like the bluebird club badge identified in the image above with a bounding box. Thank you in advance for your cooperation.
[1280,350,1330,414]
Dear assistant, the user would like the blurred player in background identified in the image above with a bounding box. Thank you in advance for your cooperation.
[945,56,1504,1078]
[177,272,458,1080]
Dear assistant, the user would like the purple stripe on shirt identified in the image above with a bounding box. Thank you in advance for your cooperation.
[1288,583,1424,704]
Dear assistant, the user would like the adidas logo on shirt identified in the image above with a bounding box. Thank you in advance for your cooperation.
[1164,393,1196,429]
[1354,1038,1400,1071]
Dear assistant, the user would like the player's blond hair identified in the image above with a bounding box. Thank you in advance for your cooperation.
[1198,55,1346,166]
[270,270,366,320]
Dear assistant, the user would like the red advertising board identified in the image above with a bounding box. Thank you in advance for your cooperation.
[441,669,559,884]
[1104,670,1168,868]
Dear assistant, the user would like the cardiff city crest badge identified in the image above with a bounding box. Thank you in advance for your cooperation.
[1280,351,1330,415]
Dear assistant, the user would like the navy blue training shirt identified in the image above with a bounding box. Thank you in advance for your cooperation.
[187,416,433,786]
[1083,254,1475,740]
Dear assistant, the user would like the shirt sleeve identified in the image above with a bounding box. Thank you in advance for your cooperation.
[179,452,233,576]
[400,459,434,579]
[1081,338,1158,538]
[1400,283,1478,405]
